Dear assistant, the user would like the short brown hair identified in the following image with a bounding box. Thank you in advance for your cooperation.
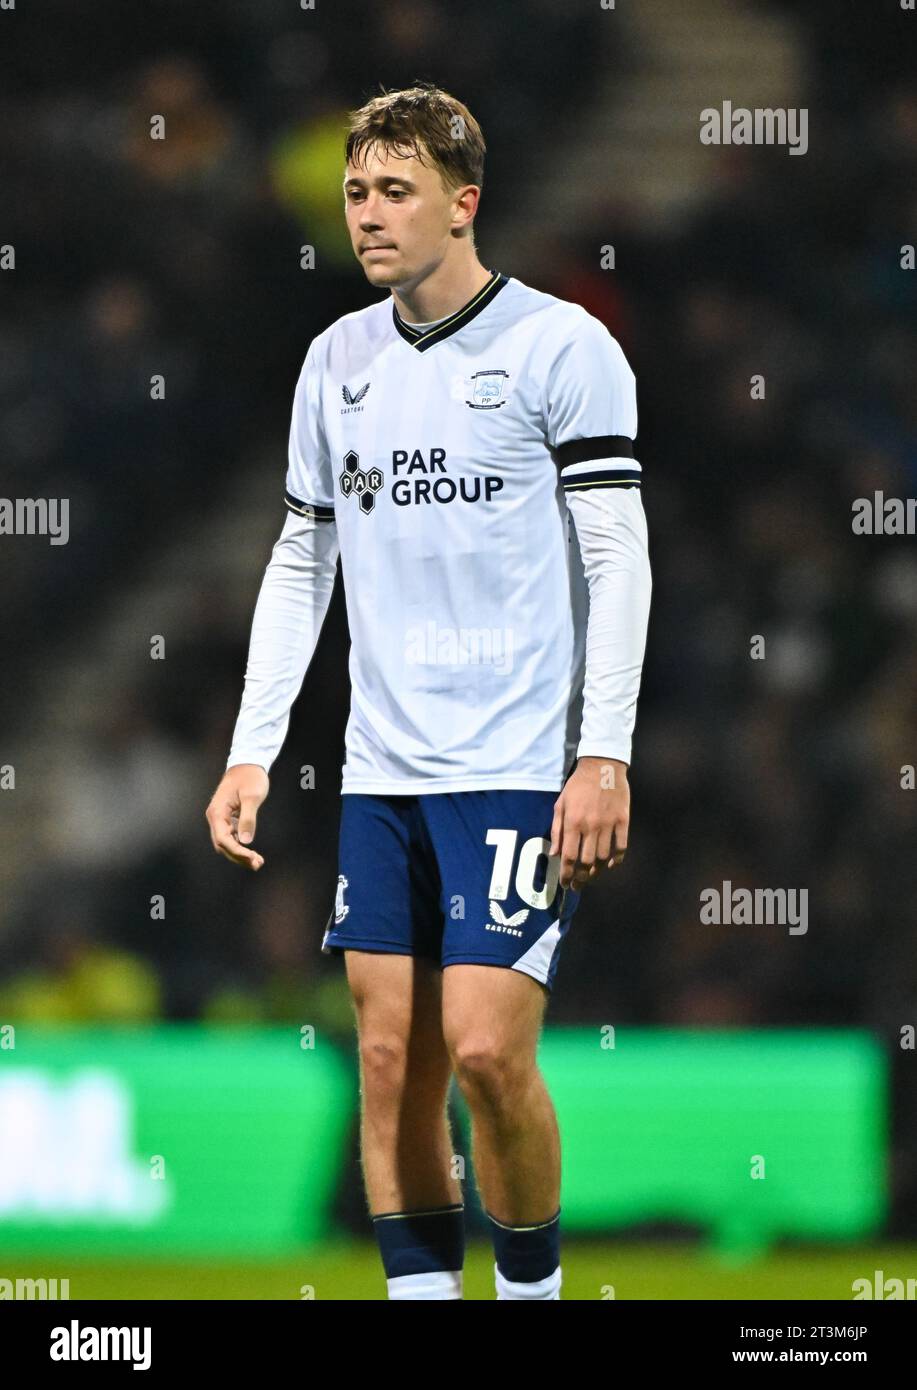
[345,83,486,191]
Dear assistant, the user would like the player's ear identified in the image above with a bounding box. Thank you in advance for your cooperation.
[451,183,480,233]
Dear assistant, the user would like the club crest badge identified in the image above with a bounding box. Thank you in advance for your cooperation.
[466,368,510,410]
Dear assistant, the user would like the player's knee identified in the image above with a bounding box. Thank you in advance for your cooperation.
[450,1039,528,1112]
[358,1035,409,1098]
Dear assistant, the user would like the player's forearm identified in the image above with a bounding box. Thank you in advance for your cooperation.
[226,512,340,772]
[567,487,652,767]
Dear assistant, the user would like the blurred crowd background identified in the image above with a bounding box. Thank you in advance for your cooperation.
[1,0,916,1215]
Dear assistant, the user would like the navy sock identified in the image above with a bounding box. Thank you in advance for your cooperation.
[372,1203,465,1279]
[486,1208,561,1282]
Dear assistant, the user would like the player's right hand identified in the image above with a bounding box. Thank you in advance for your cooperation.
[205,764,269,870]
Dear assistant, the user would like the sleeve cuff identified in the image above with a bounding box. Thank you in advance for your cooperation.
[226,753,271,773]
[576,741,632,768]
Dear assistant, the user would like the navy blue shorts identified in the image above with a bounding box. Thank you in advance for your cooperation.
[322,791,581,991]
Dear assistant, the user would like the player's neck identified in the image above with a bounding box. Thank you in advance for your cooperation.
[392,255,493,325]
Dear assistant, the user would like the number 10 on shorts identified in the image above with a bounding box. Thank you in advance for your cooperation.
[485,829,560,909]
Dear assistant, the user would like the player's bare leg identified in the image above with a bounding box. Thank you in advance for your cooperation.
[345,950,465,1298]
[442,963,562,1299]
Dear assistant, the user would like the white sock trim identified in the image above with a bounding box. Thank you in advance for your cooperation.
[495,1263,562,1300]
[387,1269,463,1300]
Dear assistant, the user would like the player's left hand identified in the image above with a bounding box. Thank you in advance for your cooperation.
[549,757,630,890]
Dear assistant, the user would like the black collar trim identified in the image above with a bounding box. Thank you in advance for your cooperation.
[392,271,508,351]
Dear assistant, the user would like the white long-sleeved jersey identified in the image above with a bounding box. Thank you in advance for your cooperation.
[228,271,652,793]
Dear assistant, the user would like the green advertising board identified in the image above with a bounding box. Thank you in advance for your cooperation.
[0,1027,886,1256]
[0,1027,354,1255]
[540,1028,887,1253]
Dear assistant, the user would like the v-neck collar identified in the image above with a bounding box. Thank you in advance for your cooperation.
[392,271,508,352]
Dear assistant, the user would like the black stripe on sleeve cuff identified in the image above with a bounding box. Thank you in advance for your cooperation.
[552,435,635,472]
[284,490,335,521]
[562,470,641,492]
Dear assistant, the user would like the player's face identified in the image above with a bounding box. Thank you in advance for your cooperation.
[344,143,468,290]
